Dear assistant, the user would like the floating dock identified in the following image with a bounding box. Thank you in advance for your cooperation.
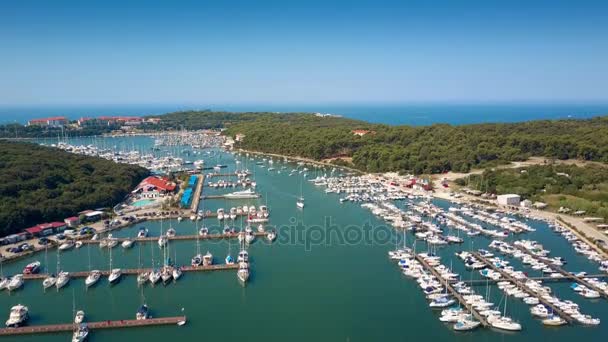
[206,172,250,178]
[455,274,608,286]
[513,245,608,299]
[473,252,574,324]
[413,253,489,327]
[22,264,239,281]
[0,316,186,336]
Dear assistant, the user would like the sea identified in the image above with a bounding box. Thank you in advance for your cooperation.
[1,137,607,342]
[1,103,607,126]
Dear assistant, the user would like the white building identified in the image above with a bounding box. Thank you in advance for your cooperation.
[497,194,521,206]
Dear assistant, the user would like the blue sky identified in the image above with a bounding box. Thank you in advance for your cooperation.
[0,0,607,105]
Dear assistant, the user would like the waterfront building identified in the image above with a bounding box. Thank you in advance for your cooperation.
[27,116,68,127]
[497,194,521,206]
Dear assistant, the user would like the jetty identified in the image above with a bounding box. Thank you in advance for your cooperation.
[513,245,608,299]
[413,253,489,327]
[81,231,267,244]
[456,274,608,286]
[190,174,204,212]
[473,252,574,324]
[22,263,239,281]
[0,316,186,336]
[206,172,250,178]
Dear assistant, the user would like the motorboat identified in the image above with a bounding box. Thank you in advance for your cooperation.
[266,230,277,242]
[136,304,149,320]
[85,270,101,287]
[23,261,41,275]
[74,310,85,324]
[59,240,75,251]
[225,254,235,265]
[106,238,118,249]
[199,227,209,236]
[121,239,134,249]
[191,254,203,267]
[5,304,28,327]
[75,241,83,249]
[453,319,481,331]
[137,228,149,238]
[224,189,260,199]
[297,201,304,209]
[542,315,567,326]
[245,232,256,244]
[56,271,70,289]
[166,228,176,238]
[203,252,213,266]
[108,268,122,284]
[42,274,57,289]
[0,277,8,290]
[7,274,24,291]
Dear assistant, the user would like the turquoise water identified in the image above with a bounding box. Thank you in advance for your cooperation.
[1,137,607,341]
[131,199,156,208]
[2,103,608,125]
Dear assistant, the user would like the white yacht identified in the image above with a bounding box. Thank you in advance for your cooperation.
[58,240,75,251]
[542,315,567,326]
[43,274,57,289]
[161,266,173,284]
[5,304,28,327]
[224,189,260,199]
[7,274,24,291]
[166,227,176,238]
[85,270,101,288]
[453,319,481,331]
[136,304,149,320]
[266,230,277,242]
[56,271,71,289]
[108,268,122,284]
[237,262,249,283]
[203,252,213,266]
[137,228,149,238]
[74,310,85,324]
[488,315,522,331]
[137,271,149,286]
[296,201,304,209]
[0,277,8,290]
[106,238,118,249]
[121,239,134,249]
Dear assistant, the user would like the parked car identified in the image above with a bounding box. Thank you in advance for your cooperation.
[38,237,50,246]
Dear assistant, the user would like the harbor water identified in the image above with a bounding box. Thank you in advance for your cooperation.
[1,136,607,342]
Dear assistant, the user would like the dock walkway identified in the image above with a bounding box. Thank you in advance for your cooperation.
[82,231,266,244]
[413,254,489,327]
[0,316,186,336]
[190,174,204,212]
[513,245,608,299]
[473,252,574,324]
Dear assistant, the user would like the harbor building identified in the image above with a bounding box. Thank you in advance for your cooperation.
[26,116,68,127]
[497,194,521,206]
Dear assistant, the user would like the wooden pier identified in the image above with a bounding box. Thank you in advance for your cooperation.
[190,174,204,212]
[473,252,574,324]
[0,316,186,336]
[513,245,608,299]
[22,263,239,280]
[413,253,489,327]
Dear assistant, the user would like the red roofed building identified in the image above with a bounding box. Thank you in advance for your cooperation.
[133,176,176,197]
[27,116,68,127]
[78,116,144,127]
[24,222,66,237]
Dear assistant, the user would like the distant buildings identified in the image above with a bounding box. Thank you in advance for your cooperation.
[77,116,146,127]
[27,116,68,128]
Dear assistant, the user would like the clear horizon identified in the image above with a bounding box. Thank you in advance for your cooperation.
[1,0,607,105]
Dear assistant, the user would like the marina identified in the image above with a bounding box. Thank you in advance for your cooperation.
[1,135,607,342]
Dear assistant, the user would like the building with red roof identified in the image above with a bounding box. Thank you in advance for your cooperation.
[27,116,68,127]
[133,176,176,197]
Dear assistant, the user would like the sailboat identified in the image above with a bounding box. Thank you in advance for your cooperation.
[137,242,149,286]
[488,295,522,331]
[225,238,235,264]
[296,178,304,209]
[237,261,249,284]
[85,244,100,288]
[0,259,8,291]
[148,241,161,285]
[42,246,57,290]
[55,249,70,290]
[108,245,122,285]
[191,220,203,267]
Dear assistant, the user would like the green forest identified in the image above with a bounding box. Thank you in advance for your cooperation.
[0,140,149,236]
[223,114,608,174]
[460,164,608,219]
